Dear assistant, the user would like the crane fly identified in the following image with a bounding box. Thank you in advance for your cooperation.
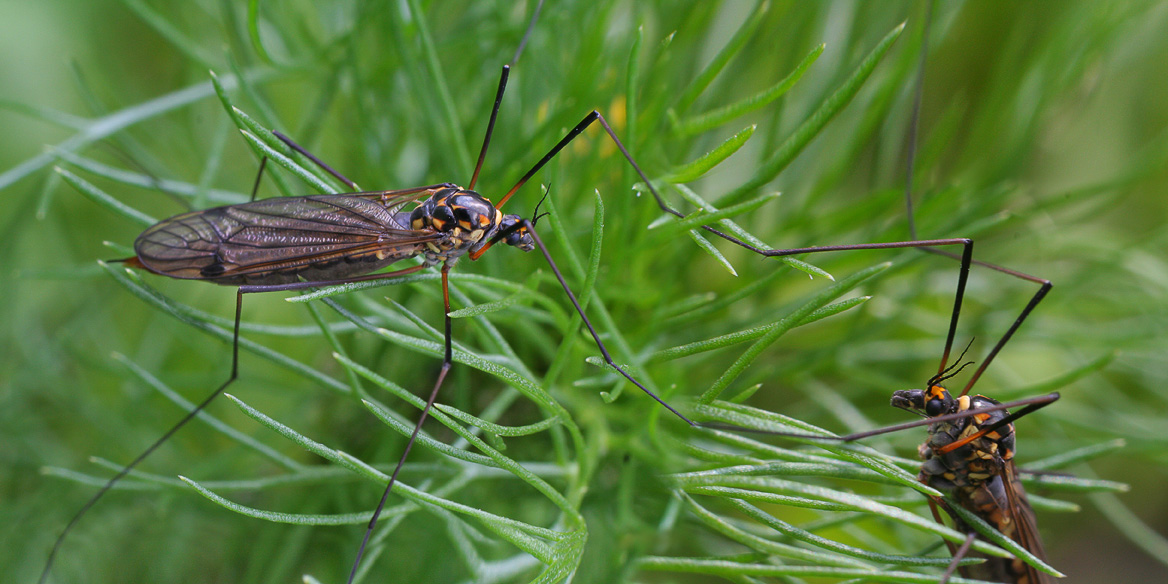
[826,3,1060,580]
[669,3,1063,580]
[750,277,1058,583]
[892,381,1056,584]
[41,3,1062,583]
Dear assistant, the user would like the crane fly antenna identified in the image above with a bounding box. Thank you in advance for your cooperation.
[531,184,551,226]
[927,338,976,387]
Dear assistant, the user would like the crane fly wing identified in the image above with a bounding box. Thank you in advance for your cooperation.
[1002,461,1052,584]
[135,193,442,283]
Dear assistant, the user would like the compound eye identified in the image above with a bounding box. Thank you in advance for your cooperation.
[925,398,946,417]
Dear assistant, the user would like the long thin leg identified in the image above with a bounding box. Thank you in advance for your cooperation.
[935,507,978,584]
[521,219,698,425]
[836,392,1059,443]
[38,289,243,584]
[248,157,267,202]
[487,110,983,377]
[346,264,455,584]
[38,263,428,584]
[932,392,1060,455]
[899,8,1055,579]
[515,218,1031,441]
[273,130,358,190]
[476,218,999,442]
[468,65,509,191]
[493,93,1048,400]
[940,532,977,584]
[464,105,1056,468]
[899,0,1052,395]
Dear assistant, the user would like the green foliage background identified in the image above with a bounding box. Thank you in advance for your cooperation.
[2,1,1166,582]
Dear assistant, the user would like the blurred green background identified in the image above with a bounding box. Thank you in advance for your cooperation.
[3,1,1167,582]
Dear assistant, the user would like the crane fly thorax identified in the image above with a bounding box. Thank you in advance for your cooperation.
[410,187,500,259]
[409,187,534,264]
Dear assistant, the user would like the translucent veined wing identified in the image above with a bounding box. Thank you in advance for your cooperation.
[134,190,444,283]
[1000,461,1052,584]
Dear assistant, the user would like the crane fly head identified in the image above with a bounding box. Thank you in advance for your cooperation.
[891,384,960,420]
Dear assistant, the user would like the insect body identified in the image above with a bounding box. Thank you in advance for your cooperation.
[128,185,534,285]
[893,384,1053,584]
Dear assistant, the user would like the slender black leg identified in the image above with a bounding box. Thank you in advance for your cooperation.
[468,66,509,191]
[346,264,455,584]
[498,100,1051,400]
[248,157,267,202]
[272,130,358,190]
[38,289,244,584]
[490,109,983,378]
[928,494,977,584]
[836,392,1059,443]
[898,0,1051,396]
[473,217,973,440]
[520,219,699,425]
[898,8,1054,576]
[38,262,432,584]
[939,532,977,584]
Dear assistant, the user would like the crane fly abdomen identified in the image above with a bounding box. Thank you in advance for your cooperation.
[134,194,440,286]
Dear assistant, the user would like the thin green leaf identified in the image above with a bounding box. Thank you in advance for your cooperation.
[448,287,536,318]
[651,296,868,362]
[683,494,874,568]
[1020,473,1130,493]
[671,183,834,280]
[730,499,985,567]
[674,44,824,136]
[673,0,769,113]
[239,130,336,194]
[648,192,778,240]
[672,473,1004,557]
[636,556,990,583]
[1026,494,1080,513]
[247,0,275,66]
[698,263,888,403]
[666,125,755,183]
[433,404,561,437]
[687,229,737,276]
[946,503,1065,578]
[181,478,378,525]
[55,166,156,227]
[1024,439,1127,471]
[720,23,906,205]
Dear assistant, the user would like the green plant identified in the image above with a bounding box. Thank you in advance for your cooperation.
[4,1,1166,583]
